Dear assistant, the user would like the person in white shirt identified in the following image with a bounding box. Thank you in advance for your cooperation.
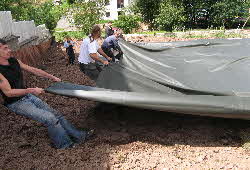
[79,25,111,81]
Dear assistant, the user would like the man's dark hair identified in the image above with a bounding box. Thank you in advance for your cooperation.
[108,21,112,24]
[0,39,7,45]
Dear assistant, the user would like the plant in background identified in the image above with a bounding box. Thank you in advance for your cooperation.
[0,0,64,32]
[72,0,107,35]
[154,0,186,32]
[28,1,63,32]
[113,12,142,34]
[210,0,249,28]
[131,0,162,29]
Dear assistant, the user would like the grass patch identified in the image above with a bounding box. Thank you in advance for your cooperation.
[134,31,169,35]
[240,129,250,151]
[53,31,87,42]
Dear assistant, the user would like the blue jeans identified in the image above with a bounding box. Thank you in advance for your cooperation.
[7,94,87,149]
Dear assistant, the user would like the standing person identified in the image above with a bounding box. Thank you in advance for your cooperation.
[79,25,112,81]
[0,39,94,149]
[105,21,114,38]
[64,36,75,65]
[101,30,123,62]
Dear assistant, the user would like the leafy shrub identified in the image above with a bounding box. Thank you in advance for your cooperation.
[28,2,63,32]
[113,13,142,34]
[0,0,63,32]
[154,0,186,32]
[54,31,86,42]
[72,0,106,35]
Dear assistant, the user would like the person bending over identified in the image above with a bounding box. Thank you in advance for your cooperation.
[101,29,123,62]
[79,25,112,81]
[105,21,114,38]
[0,39,93,149]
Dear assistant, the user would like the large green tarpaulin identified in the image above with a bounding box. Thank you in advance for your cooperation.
[46,38,250,120]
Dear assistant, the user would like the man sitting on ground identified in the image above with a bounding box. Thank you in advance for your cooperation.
[0,39,93,149]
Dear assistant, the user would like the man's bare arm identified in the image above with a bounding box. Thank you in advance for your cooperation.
[0,74,43,97]
[97,48,111,61]
[90,53,109,65]
[17,59,61,82]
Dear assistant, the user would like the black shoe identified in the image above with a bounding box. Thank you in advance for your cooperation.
[85,129,95,141]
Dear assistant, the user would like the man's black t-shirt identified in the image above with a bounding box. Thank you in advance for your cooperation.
[0,57,25,105]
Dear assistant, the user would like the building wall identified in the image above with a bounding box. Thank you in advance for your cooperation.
[103,0,131,20]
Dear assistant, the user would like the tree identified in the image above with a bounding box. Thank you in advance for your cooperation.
[0,0,63,31]
[113,12,142,34]
[210,0,250,28]
[154,0,186,31]
[132,0,162,29]
[28,1,63,31]
[72,0,107,35]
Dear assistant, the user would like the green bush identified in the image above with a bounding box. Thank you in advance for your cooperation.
[0,0,63,32]
[113,13,142,34]
[132,0,162,29]
[53,31,86,42]
[154,0,186,32]
[28,2,63,32]
[72,0,106,35]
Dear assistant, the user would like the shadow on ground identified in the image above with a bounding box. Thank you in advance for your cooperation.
[90,103,249,148]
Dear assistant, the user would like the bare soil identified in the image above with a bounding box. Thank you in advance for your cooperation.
[0,39,250,170]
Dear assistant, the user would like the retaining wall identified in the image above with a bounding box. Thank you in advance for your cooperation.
[0,11,51,49]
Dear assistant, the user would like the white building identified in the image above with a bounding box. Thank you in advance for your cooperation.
[104,0,133,20]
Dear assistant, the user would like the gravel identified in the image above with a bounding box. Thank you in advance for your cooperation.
[0,40,249,170]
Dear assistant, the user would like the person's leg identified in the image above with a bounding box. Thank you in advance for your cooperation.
[27,94,91,143]
[67,52,71,65]
[71,53,75,64]
[7,94,73,149]
[79,63,86,73]
[85,68,100,81]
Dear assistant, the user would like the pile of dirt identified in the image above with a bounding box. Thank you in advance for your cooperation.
[0,41,249,169]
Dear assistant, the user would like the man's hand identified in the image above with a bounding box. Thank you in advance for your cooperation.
[107,57,112,61]
[102,60,109,65]
[52,77,61,82]
[27,87,44,96]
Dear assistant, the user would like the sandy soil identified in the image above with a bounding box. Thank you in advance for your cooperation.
[0,40,249,170]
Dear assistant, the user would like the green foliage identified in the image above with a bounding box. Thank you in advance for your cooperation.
[113,12,142,34]
[72,0,107,35]
[98,20,113,24]
[154,0,186,32]
[0,0,63,32]
[132,0,162,28]
[210,0,249,28]
[28,2,63,32]
[130,0,250,30]
[54,31,86,42]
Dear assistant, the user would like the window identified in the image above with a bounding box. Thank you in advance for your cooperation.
[106,12,111,17]
[105,0,110,5]
[117,0,124,8]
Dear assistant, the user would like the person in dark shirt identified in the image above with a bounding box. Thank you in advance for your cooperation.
[64,36,75,65]
[101,29,123,62]
[0,39,93,149]
[105,21,114,38]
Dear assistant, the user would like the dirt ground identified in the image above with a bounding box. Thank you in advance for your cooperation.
[0,38,250,170]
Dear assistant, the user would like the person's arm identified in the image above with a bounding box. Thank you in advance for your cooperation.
[0,73,43,97]
[17,59,61,82]
[64,41,69,48]
[97,48,112,61]
[88,41,109,65]
[89,53,109,65]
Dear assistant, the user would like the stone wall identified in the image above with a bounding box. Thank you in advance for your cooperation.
[0,11,51,50]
